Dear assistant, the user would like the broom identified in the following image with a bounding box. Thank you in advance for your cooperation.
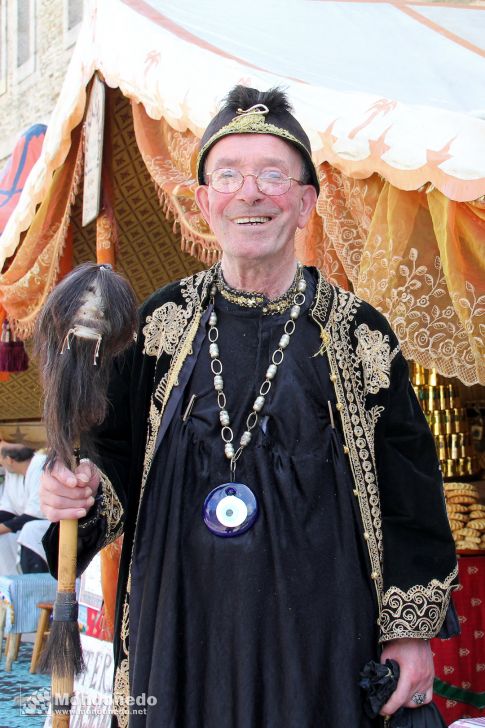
[34,262,138,726]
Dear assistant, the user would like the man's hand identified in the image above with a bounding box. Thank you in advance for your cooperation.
[40,460,101,522]
[380,638,434,716]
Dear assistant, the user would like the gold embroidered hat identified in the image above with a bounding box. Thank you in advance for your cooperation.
[196,86,320,194]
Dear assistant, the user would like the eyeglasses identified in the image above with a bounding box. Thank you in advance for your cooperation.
[206,168,304,196]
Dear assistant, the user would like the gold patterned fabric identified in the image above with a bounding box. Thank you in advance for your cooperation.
[379,568,459,641]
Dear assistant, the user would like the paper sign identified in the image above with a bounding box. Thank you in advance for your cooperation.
[82,74,105,227]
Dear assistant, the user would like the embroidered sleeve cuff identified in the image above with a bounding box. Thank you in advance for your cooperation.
[378,566,459,642]
[98,470,124,545]
[78,469,124,545]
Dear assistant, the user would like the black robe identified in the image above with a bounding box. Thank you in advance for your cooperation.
[44,267,458,728]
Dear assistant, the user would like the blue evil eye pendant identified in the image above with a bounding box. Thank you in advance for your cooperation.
[203,483,258,537]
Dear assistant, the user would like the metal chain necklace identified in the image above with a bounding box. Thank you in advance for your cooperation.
[202,264,307,538]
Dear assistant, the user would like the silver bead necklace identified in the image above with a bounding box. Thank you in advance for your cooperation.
[208,264,307,481]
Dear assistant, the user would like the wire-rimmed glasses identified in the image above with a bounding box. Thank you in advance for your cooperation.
[206,168,304,196]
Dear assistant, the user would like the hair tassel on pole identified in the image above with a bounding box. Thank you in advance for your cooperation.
[34,262,138,726]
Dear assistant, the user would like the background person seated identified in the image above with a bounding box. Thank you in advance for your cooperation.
[17,519,50,573]
[0,444,47,574]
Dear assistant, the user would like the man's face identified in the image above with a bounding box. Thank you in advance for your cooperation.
[196,134,316,264]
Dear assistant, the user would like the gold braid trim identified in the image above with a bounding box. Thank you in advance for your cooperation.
[309,271,332,356]
[98,471,124,546]
[141,270,210,488]
[379,566,459,642]
[216,261,303,315]
[322,287,385,607]
[112,654,129,728]
[77,468,124,545]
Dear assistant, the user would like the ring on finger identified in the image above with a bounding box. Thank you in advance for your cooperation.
[411,692,426,705]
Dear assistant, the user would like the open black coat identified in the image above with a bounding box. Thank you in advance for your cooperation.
[44,267,458,727]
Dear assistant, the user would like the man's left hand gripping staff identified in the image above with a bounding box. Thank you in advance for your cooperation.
[380,637,434,715]
[40,460,101,522]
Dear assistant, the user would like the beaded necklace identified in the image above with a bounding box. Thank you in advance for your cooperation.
[202,264,307,537]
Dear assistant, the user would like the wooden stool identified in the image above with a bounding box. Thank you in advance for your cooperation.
[30,602,53,673]
[0,572,58,671]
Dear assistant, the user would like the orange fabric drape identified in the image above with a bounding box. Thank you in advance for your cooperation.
[96,211,117,266]
[0,122,84,338]
[99,537,123,641]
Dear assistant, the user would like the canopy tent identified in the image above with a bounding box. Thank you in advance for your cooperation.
[0,0,484,404]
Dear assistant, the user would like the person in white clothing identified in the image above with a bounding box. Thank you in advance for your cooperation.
[17,519,51,568]
[0,444,48,574]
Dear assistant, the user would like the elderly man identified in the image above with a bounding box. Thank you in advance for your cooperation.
[41,86,457,728]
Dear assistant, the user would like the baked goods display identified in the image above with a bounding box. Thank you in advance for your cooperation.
[409,364,484,552]
[445,482,485,551]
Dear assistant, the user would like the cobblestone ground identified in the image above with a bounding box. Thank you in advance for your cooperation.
[0,640,50,727]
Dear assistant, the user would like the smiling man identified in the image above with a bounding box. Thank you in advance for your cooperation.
[41,87,458,728]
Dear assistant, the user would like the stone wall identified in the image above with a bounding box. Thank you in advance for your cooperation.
[0,0,83,164]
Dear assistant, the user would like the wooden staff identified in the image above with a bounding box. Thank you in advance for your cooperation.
[34,262,137,726]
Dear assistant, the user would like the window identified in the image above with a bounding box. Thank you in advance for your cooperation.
[64,0,84,47]
[16,0,35,81]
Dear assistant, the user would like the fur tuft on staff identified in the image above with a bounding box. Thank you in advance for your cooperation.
[35,262,138,470]
[34,262,138,723]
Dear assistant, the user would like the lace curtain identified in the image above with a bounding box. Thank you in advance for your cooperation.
[315,165,484,384]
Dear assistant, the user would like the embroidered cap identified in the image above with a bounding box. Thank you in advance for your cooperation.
[196,86,320,194]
